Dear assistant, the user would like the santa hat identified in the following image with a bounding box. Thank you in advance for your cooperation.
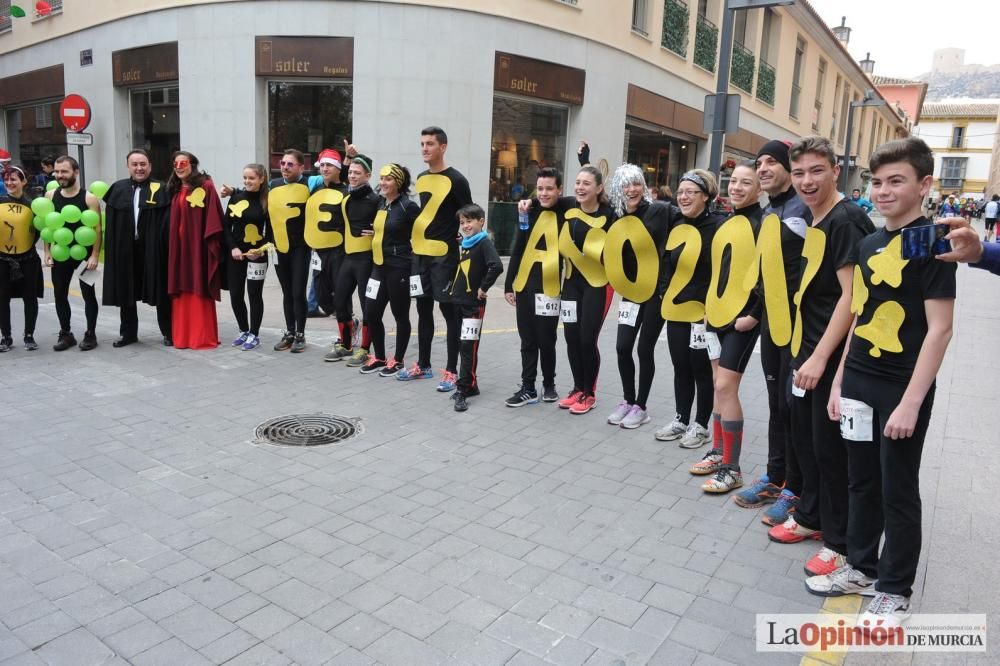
[314,149,342,168]
[0,149,11,162]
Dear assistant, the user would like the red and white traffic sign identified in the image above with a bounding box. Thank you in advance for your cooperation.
[59,94,92,132]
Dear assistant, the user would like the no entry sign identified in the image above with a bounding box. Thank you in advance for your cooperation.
[59,94,92,132]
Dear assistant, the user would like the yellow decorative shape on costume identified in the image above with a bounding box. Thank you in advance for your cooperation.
[559,208,608,287]
[145,181,161,204]
[706,215,755,328]
[243,224,263,246]
[304,187,345,250]
[228,200,249,218]
[342,194,373,254]
[851,265,869,315]
[746,213,791,346]
[790,226,827,357]
[854,300,905,357]
[186,187,206,208]
[413,173,453,257]
[868,235,908,288]
[0,202,34,255]
[661,223,704,322]
[268,183,309,253]
[512,210,561,298]
[371,209,387,265]
[453,258,473,294]
[605,214,659,303]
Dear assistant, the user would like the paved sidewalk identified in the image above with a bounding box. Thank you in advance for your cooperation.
[0,253,995,665]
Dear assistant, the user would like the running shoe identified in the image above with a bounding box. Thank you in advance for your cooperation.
[569,394,596,415]
[806,564,876,597]
[379,359,402,377]
[733,475,782,508]
[679,423,710,449]
[23,336,38,351]
[232,331,249,347]
[0,337,12,352]
[79,331,98,351]
[345,347,370,367]
[505,386,539,407]
[274,332,294,352]
[242,334,260,351]
[607,400,631,425]
[762,489,800,526]
[654,416,686,441]
[359,357,386,374]
[454,393,469,412]
[701,467,743,493]
[558,390,583,409]
[324,343,351,362]
[858,592,910,629]
[768,516,822,544]
[805,547,847,577]
[689,450,723,476]
[620,405,650,429]
[289,333,306,353]
[541,386,559,402]
[397,363,433,381]
[436,370,458,392]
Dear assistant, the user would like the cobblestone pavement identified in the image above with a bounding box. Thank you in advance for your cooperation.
[0,251,995,665]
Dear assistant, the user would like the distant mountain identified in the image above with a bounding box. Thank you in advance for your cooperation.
[918,68,1000,101]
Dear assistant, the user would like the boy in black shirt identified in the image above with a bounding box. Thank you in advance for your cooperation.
[448,205,503,412]
[806,138,955,628]
[768,138,875,582]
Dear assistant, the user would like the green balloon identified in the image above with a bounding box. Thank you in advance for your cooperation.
[46,180,59,192]
[53,227,74,247]
[44,211,64,230]
[61,205,82,223]
[31,197,55,217]
[33,216,45,231]
[88,181,110,199]
[80,209,100,228]
[74,226,97,247]
[40,228,54,244]
[69,244,88,261]
[50,244,70,262]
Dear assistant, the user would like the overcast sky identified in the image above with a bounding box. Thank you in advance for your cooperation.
[806,0,997,78]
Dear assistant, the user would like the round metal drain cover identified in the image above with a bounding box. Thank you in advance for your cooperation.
[254,413,363,447]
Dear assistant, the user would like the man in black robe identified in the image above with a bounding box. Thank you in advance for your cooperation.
[102,149,172,346]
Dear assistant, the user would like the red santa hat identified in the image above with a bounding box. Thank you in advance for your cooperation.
[314,149,342,168]
[0,149,11,162]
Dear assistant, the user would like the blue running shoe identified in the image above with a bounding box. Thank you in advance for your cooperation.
[733,475,782,508]
[397,363,433,381]
[232,331,249,347]
[436,370,457,392]
[762,489,799,526]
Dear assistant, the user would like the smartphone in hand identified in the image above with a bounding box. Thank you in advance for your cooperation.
[902,223,952,259]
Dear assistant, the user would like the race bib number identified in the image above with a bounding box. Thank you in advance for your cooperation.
[246,262,267,281]
[689,323,708,349]
[839,398,875,442]
[618,301,640,327]
[535,294,560,317]
[365,278,380,299]
[409,275,424,297]
[461,318,482,341]
[310,252,322,271]
[706,332,721,360]
[560,300,577,324]
[791,370,806,398]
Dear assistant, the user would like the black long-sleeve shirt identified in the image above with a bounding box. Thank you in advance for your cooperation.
[343,184,380,255]
[222,189,271,254]
[449,236,504,305]
[504,199,563,296]
[373,194,419,268]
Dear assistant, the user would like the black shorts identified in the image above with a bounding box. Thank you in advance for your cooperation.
[986,218,997,231]
[412,250,458,302]
[715,325,760,374]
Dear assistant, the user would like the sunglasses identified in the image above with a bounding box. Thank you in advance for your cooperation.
[279,160,300,167]
[173,160,190,169]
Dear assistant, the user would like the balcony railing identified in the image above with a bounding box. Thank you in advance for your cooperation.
[731,42,755,92]
[661,0,689,57]
[694,14,719,72]
[757,59,776,105]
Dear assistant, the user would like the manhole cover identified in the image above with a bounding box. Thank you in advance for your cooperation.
[254,413,363,447]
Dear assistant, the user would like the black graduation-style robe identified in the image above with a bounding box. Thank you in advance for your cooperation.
[102,178,171,307]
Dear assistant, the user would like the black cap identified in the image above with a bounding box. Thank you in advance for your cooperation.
[756,139,792,174]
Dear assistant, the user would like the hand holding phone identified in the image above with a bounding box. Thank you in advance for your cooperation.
[902,223,952,259]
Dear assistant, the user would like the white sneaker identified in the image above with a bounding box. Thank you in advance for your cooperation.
[607,400,631,425]
[806,564,877,597]
[858,592,910,629]
[654,416,686,441]
[620,405,650,429]
[679,423,710,449]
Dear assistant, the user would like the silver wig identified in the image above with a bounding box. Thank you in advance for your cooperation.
[608,163,651,217]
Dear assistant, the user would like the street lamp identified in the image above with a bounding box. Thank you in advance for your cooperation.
[708,0,795,178]
[841,90,886,193]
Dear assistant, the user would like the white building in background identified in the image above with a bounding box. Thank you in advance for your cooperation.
[914,102,999,199]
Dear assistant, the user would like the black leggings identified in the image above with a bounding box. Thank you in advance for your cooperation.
[226,258,265,336]
[416,297,460,372]
[314,247,344,316]
[514,290,559,389]
[0,256,40,337]
[616,297,666,410]
[665,320,713,428]
[366,263,411,363]
[759,331,800,491]
[274,245,310,334]
[335,253,373,349]
[562,278,613,396]
[52,258,98,334]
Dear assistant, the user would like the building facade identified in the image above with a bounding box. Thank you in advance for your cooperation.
[1,0,907,250]
[913,102,1000,200]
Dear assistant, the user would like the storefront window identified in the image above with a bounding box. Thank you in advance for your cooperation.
[489,94,568,253]
[130,85,180,181]
[268,81,352,179]
[4,99,66,181]
[624,123,696,194]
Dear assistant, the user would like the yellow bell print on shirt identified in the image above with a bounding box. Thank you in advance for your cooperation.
[186,187,206,208]
[243,224,263,246]
[854,300,905,357]
[304,187,345,251]
[228,200,249,218]
[790,226,827,358]
[706,215,755,328]
[559,209,608,287]
[868,235,908,288]
[851,265,869,314]
[513,210,561,298]
[605,214,659,303]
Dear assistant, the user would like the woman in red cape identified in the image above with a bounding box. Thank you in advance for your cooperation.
[167,151,223,349]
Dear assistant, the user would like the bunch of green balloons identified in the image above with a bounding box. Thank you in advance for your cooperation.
[30,196,100,262]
